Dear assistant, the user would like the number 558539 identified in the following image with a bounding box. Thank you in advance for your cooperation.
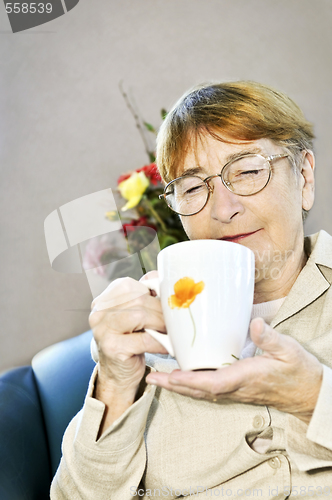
[5,3,53,14]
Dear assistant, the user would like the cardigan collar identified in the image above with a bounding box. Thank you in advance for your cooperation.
[270,230,332,329]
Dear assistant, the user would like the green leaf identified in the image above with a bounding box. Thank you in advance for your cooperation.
[146,196,160,207]
[158,233,179,250]
[143,122,156,133]
[148,152,156,163]
[161,108,168,120]
[166,228,188,241]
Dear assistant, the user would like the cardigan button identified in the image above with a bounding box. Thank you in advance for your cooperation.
[268,457,281,469]
[252,415,265,429]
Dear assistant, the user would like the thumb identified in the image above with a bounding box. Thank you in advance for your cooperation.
[249,317,287,358]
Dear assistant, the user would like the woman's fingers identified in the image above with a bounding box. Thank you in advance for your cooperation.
[90,295,164,331]
[91,276,154,311]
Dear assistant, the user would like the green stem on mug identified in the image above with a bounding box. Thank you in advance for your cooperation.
[188,306,197,347]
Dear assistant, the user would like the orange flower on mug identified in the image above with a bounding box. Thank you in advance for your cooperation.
[168,278,204,346]
[168,277,204,309]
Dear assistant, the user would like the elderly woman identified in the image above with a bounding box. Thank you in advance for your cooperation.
[52,82,332,499]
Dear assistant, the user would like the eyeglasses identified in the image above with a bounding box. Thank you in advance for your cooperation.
[159,153,290,216]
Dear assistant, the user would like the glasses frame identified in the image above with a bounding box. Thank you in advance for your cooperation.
[159,153,290,216]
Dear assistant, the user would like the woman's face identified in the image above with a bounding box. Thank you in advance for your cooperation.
[177,134,315,299]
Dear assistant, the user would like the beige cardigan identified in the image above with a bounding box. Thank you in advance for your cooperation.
[51,230,332,499]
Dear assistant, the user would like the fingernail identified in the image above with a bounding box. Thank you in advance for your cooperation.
[146,377,157,385]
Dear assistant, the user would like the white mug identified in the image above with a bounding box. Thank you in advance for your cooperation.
[144,239,255,371]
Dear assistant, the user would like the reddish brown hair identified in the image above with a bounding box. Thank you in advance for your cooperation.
[156,81,314,183]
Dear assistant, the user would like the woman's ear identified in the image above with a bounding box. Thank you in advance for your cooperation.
[300,150,315,211]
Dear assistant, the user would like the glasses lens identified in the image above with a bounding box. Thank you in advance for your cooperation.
[165,176,208,215]
[223,155,270,195]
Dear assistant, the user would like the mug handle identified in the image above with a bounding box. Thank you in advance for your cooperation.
[141,278,175,357]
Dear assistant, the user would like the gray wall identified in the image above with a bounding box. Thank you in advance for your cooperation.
[1,0,332,372]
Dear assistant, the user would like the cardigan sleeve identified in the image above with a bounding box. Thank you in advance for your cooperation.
[285,364,332,471]
[50,365,156,500]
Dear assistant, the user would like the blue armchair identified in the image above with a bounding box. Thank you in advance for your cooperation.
[0,330,95,500]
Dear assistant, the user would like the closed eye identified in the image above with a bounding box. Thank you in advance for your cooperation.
[239,169,260,175]
[234,169,263,178]
[185,185,205,195]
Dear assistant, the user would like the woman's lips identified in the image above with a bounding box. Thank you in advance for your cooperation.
[220,229,261,243]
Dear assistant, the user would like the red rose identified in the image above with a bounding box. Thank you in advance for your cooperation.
[117,163,162,187]
[136,163,162,185]
[117,173,132,185]
[122,216,157,235]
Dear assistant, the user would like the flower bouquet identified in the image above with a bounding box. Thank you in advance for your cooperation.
[83,93,188,284]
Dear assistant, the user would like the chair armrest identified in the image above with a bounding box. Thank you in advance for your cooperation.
[32,330,95,475]
[0,366,51,500]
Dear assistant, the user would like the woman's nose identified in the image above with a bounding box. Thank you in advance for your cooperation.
[207,176,245,223]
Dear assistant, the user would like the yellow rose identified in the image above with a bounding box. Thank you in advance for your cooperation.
[118,171,150,211]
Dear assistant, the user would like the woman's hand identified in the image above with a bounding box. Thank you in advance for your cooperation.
[89,271,167,434]
[146,317,323,424]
